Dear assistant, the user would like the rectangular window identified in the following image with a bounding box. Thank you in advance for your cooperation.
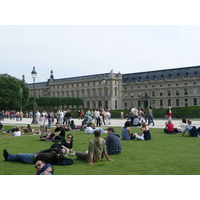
[138,91,140,97]
[168,90,171,96]
[194,88,197,95]
[124,102,127,108]
[185,99,188,107]
[131,101,134,107]
[168,99,171,106]
[176,99,179,106]
[160,90,163,96]
[152,100,155,107]
[194,98,197,106]
[131,92,134,97]
[138,100,141,107]
[152,91,155,97]
[176,89,179,95]
[160,100,163,107]
[184,89,188,95]
[115,100,117,109]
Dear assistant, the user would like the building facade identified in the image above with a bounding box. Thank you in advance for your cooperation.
[26,65,200,110]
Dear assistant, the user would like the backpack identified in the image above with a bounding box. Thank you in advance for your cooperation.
[57,158,74,165]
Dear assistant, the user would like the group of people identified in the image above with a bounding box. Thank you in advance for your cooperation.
[0,110,24,121]
[81,107,112,127]
[122,121,151,140]
[128,107,155,127]
[164,118,200,137]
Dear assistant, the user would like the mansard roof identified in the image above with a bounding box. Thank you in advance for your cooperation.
[26,82,48,89]
[122,65,200,83]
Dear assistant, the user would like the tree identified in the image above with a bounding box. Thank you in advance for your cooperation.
[0,74,29,111]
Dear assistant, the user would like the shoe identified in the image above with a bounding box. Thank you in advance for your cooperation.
[3,149,9,161]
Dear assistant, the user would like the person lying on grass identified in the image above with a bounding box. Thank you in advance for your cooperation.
[3,126,23,134]
[76,130,114,165]
[3,147,64,165]
[84,121,107,134]
[133,122,151,140]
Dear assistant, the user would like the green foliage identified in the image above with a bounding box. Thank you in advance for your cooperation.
[0,125,200,175]
[29,97,84,109]
[153,107,200,118]
[0,74,29,111]
[105,107,200,119]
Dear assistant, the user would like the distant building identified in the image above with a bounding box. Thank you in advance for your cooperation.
[26,65,200,110]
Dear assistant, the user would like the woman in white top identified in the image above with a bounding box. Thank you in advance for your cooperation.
[12,127,21,137]
[178,118,186,132]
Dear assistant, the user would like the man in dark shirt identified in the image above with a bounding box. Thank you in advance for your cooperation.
[50,122,65,141]
[3,148,64,165]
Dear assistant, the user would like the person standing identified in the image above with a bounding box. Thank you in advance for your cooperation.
[47,110,54,129]
[94,108,101,126]
[147,107,155,126]
[104,109,111,125]
[166,107,173,120]
[64,110,72,125]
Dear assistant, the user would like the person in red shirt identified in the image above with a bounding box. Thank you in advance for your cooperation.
[164,120,175,134]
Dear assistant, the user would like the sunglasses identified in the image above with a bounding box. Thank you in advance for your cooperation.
[35,164,41,168]
[67,136,72,139]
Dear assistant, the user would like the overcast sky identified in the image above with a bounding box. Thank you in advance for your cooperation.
[1,1,200,84]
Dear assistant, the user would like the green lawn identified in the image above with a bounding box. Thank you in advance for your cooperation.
[0,125,200,175]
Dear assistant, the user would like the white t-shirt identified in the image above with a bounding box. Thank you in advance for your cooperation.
[85,126,94,134]
[13,131,21,137]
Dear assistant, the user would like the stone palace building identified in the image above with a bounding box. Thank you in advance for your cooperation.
[26,65,200,110]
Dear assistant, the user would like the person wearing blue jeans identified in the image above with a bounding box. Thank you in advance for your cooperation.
[3,148,64,165]
[7,153,35,164]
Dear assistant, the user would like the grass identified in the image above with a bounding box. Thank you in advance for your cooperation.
[0,125,200,175]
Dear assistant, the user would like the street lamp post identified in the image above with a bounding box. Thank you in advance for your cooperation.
[102,75,106,109]
[20,87,23,111]
[31,66,37,124]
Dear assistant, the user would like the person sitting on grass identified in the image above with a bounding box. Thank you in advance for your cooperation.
[70,120,76,130]
[133,122,151,140]
[12,127,21,137]
[40,126,51,141]
[164,120,175,134]
[0,122,4,130]
[85,122,107,134]
[23,124,33,134]
[46,122,65,142]
[181,120,200,137]
[178,118,187,132]
[122,121,135,140]
[164,120,179,134]
[132,116,141,127]
[51,134,74,155]
[75,130,114,165]
[35,160,54,175]
[105,127,122,155]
